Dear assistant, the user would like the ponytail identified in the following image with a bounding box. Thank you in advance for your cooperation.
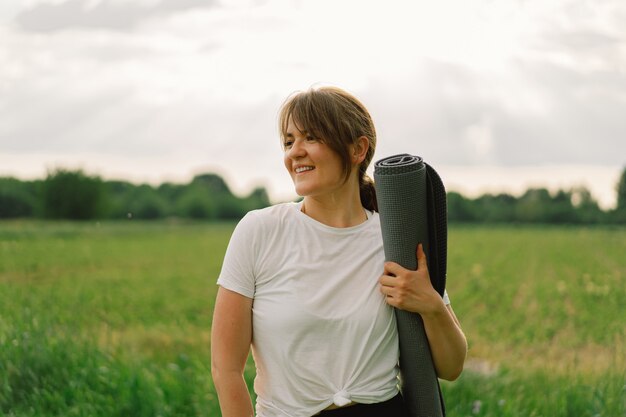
[359,174,378,212]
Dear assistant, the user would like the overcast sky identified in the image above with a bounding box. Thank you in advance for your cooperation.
[1,0,625,208]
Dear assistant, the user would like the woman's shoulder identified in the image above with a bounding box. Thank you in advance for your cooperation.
[238,202,299,231]
[247,201,298,220]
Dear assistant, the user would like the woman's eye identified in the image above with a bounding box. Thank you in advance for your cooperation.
[306,135,317,142]
[283,140,294,148]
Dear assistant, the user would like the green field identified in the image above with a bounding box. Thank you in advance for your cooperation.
[1,221,624,416]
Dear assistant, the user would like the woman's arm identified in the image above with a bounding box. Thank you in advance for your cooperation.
[419,303,467,381]
[211,287,254,417]
[379,244,467,381]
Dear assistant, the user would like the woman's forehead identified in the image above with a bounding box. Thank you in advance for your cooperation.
[286,115,312,134]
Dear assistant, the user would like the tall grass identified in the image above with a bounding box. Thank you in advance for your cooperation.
[0,221,624,416]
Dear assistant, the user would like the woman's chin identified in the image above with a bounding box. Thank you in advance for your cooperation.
[293,185,312,197]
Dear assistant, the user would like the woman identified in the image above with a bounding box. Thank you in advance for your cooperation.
[211,86,467,417]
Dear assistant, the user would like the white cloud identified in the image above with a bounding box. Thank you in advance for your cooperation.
[15,0,217,31]
[1,0,625,208]
[464,116,494,163]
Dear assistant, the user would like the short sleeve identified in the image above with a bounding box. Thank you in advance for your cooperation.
[216,212,259,299]
[442,289,450,305]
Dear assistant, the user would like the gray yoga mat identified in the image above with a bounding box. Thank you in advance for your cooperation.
[374,154,447,417]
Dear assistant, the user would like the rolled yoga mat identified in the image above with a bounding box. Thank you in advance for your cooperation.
[374,154,448,417]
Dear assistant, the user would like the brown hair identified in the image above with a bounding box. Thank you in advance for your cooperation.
[278,86,378,211]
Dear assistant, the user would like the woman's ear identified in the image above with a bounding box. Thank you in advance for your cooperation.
[352,136,369,164]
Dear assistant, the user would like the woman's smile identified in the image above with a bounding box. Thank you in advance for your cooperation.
[295,165,315,174]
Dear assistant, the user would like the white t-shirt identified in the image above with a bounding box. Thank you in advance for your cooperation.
[217,202,449,417]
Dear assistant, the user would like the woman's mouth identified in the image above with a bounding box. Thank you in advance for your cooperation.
[295,166,315,174]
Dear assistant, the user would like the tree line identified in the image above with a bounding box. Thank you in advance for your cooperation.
[1,168,625,224]
[0,170,269,221]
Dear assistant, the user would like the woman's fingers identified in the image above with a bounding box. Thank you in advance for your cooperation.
[379,243,439,312]
[417,243,428,271]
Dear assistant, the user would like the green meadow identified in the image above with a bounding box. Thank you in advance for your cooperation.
[0,220,624,417]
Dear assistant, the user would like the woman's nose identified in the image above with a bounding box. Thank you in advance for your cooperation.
[287,139,305,158]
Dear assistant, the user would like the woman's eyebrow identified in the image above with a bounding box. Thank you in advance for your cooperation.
[285,128,309,137]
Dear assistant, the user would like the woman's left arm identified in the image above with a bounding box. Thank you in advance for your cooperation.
[379,244,467,381]
[419,303,467,381]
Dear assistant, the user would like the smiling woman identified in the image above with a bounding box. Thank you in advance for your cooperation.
[282,118,348,200]
[279,87,377,212]
[210,86,467,417]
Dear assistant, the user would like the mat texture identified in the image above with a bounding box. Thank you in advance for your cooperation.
[374,154,447,417]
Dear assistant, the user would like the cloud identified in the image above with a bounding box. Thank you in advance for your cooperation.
[1,0,625,207]
[16,0,217,32]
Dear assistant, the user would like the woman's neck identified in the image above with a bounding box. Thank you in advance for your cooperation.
[301,190,366,228]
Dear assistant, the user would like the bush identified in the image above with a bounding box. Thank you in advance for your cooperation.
[126,185,169,220]
[104,180,136,219]
[243,187,271,212]
[616,167,626,218]
[214,195,247,219]
[0,178,37,218]
[41,170,105,220]
[176,190,216,220]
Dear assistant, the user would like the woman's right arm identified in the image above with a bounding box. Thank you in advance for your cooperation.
[211,286,254,417]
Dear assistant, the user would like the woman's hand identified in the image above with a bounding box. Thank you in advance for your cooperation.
[378,243,467,380]
[378,243,446,317]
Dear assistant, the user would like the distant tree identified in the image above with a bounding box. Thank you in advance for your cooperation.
[515,188,553,223]
[175,185,216,219]
[103,180,136,219]
[189,173,250,219]
[41,169,104,219]
[476,193,517,223]
[547,189,577,224]
[243,186,271,212]
[610,166,626,224]
[127,185,168,219]
[157,182,187,207]
[0,178,37,218]
[446,191,476,222]
[570,186,602,224]
[192,173,233,195]
[215,195,248,219]
[617,166,626,211]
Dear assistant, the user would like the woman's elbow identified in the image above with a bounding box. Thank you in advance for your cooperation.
[439,363,464,381]
[437,344,467,381]
[211,357,223,387]
[211,355,244,389]
[211,354,234,389]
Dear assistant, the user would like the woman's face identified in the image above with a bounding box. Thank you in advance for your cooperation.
[283,118,348,198]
